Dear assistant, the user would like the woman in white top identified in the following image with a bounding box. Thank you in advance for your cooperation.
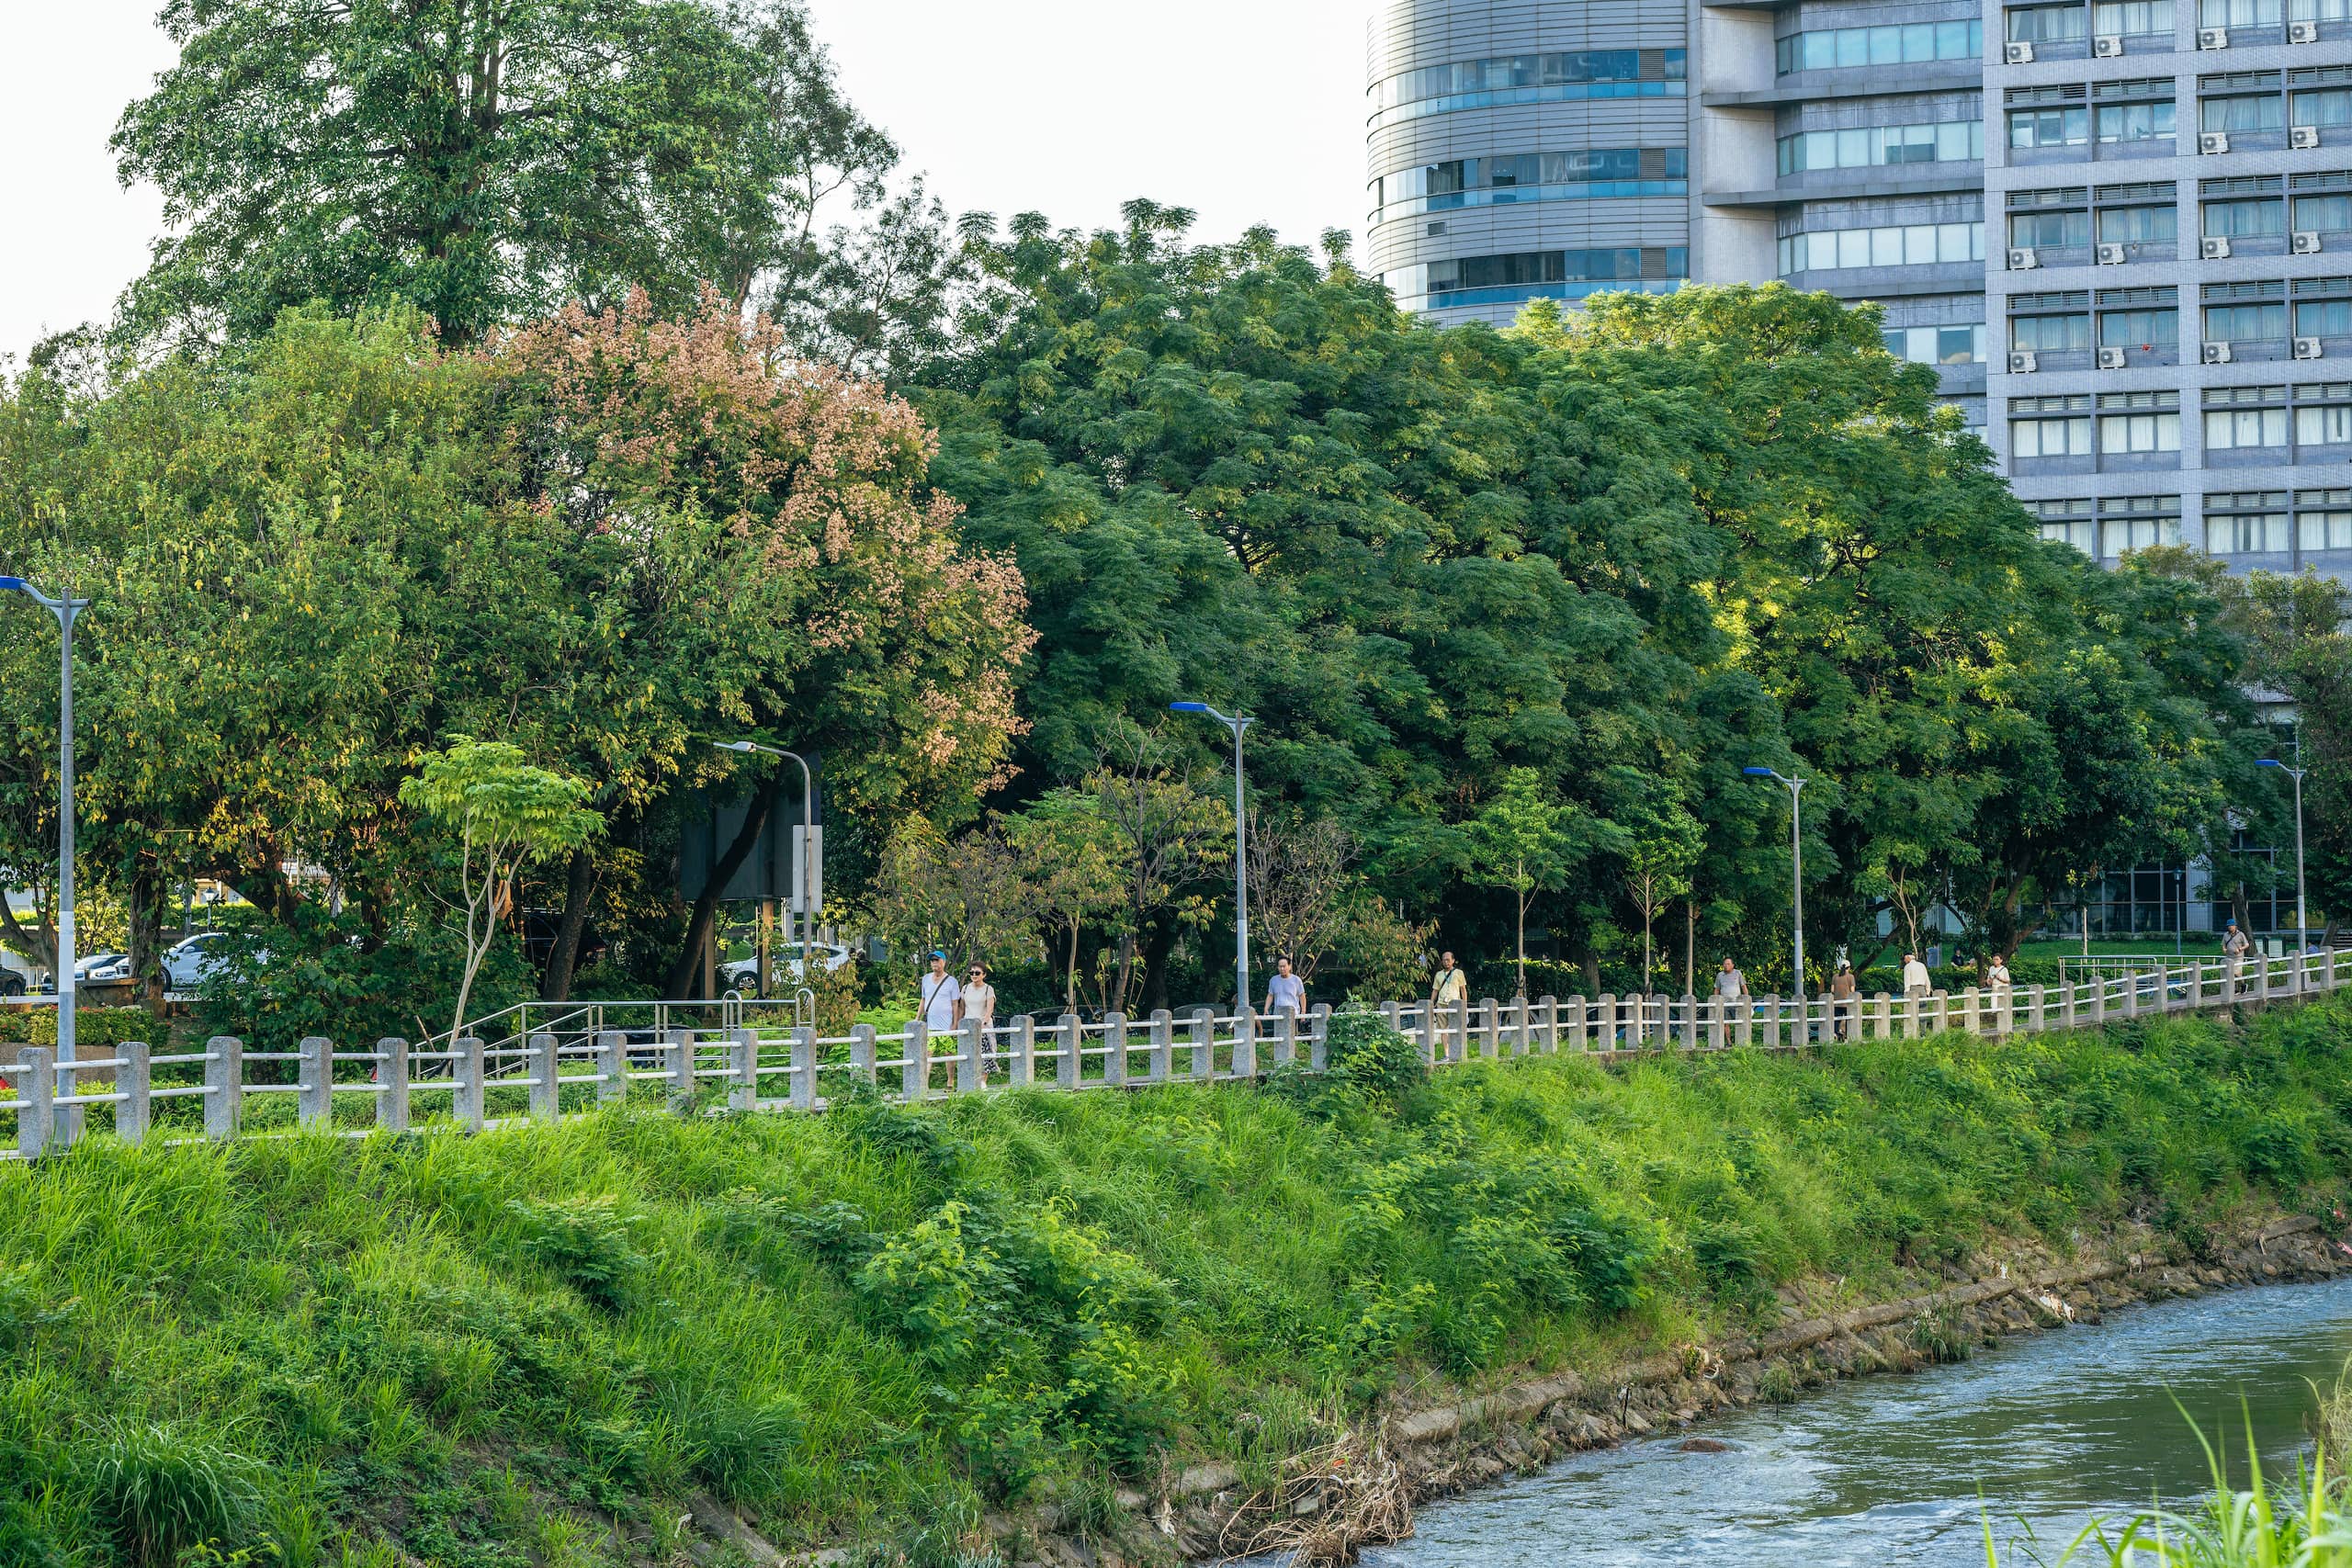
[960,962,999,1079]
[1985,956,2012,992]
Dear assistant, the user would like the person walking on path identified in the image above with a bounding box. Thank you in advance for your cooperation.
[960,962,998,1078]
[1713,957,1747,1000]
[1901,952,1932,998]
[1430,950,1468,1055]
[1985,955,2013,993]
[1264,955,1306,1017]
[1830,959,1858,1040]
[919,951,960,1035]
[2223,920,2251,983]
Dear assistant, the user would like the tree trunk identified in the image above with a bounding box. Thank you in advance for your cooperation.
[540,847,594,1001]
[1143,921,1177,1014]
[129,862,165,1009]
[1684,899,1696,996]
[663,794,772,998]
[1582,947,1600,994]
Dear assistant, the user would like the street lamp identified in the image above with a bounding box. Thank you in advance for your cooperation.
[2257,758,2309,954]
[1743,766,1809,1004]
[1170,702,1254,1009]
[711,740,817,993]
[0,577,88,1079]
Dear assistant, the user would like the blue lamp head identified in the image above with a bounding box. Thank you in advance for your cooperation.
[0,578,25,594]
[1169,702,1209,714]
[2257,758,2283,769]
[1742,766,1775,777]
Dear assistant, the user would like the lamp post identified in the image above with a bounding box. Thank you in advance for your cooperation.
[1171,701,1254,1009]
[2257,758,2309,953]
[712,740,817,992]
[1743,766,1809,1003]
[0,577,87,1076]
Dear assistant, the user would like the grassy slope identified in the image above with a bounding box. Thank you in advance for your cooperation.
[4,998,2350,1568]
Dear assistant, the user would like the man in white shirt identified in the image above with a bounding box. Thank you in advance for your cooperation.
[1713,958,1746,1000]
[1265,955,1306,1015]
[1901,953,1932,997]
[2223,920,2250,980]
[918,951,960,1034]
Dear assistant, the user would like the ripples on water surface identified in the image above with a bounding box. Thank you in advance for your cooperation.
[1364,1276,2352,1567]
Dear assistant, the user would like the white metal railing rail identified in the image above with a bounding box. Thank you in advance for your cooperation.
[1,948,2342,1159]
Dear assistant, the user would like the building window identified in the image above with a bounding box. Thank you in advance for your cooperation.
[2106,514,2182,554]
[1373,50,1688,122]
[1776,20,1983,73]
[2096,0,2176,29]
[2104,410,2182,453]
[2205,406,2290,447]
[2096,100,2177,143]
[2011,107,2091,148]
[2296,0,2352,18]
[2204,301,2288,341]
[2098,307,2177,346]
[2203,197,2286,236]
[2296,298,2352,335]
[2299,506,2352,548]
[2295,400,2352,443]
[2008,3,2091,40]
[2098,204,2177,243]
[1778,222,1983,274]
[1385,248,1688,310]
[2012,396,2096,456]
[2290,87,2352,128]
[2293,192,2352,232]
[2012,209,2091,246]
[1374,149,1689,220]
[1883,323,1987,363]
[2201,94,2286,133]
[1778,121,1981,173]
[2203,0,2284,25]
[2211,511,2291,551]
[2035,498,2098,552]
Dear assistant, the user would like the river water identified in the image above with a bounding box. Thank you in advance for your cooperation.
[1363,1276,2352,1567]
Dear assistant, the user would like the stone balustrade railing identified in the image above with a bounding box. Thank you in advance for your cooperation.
[3,947,2341,1158]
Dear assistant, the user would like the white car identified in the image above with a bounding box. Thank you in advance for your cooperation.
[164,931,236,990]
[719,943,852,996]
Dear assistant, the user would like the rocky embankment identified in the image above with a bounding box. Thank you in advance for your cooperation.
[981,1213,2346,1568]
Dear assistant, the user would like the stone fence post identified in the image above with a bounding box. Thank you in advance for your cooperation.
[381,1037,413,1127]
[205,1035,242,1140]
[298,1036,334,1129]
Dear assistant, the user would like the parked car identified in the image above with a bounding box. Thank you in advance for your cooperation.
[163,931,234,990]
[74,953,132,984]
[718,943,852,996]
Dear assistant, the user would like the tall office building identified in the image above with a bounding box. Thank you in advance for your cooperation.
[1365,0,2323,936]
[1366,0,2352,580]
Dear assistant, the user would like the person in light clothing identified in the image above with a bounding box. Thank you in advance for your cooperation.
[960,963,998,1078]
[1714,958,1747,1000]
[918,950,960,1033]
[1264,955,1306,1016]
[1985,956,2013,993]
[1901,953,1932,997]
[1430,951,1467,1010]
[2223,920,2250,981]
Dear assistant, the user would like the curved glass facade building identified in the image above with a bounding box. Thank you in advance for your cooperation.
[1367,9,1698,323]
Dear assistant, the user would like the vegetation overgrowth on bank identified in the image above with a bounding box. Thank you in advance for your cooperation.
[2,996,2349,1565]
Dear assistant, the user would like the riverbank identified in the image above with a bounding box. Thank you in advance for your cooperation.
[2,998,2348,1567]
[1164,1213,2349,1566]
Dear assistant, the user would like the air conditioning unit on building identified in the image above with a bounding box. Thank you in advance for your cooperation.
[2293,125,2324,149]
[2098,345,2129,367]
[2199,26,2231,46]
[2094,32,2125,53]
[2297,335,2326,357]
[2004,39,2036,62]
[2097,243,2130,264]
[2200,131,2233,154]
[2008,246,2041,269]
[2292,19,2323,40]
[2008,351,2041,373]
[2204,340,2235,363]
[2202,235,2234,258]
[2295,229,2324,253]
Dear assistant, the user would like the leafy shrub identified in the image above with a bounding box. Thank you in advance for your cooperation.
[1690,1218,1768,1303]
[840,1098,970,1188]
[8,1007,155,1052]
[85,1421,263,1568]
[672,1389,804,1504]
[508,1194,647,1313]
[2242,1115,2312,1190]
[1324,1010,1427,1102]
[1544,1207,1654,1314]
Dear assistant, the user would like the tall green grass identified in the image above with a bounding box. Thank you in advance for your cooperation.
[2,998,2348,1564]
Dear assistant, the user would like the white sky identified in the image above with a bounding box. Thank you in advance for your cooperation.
[0,0,1371,364]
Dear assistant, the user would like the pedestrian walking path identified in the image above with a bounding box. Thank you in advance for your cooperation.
[4,950,2343,1158]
